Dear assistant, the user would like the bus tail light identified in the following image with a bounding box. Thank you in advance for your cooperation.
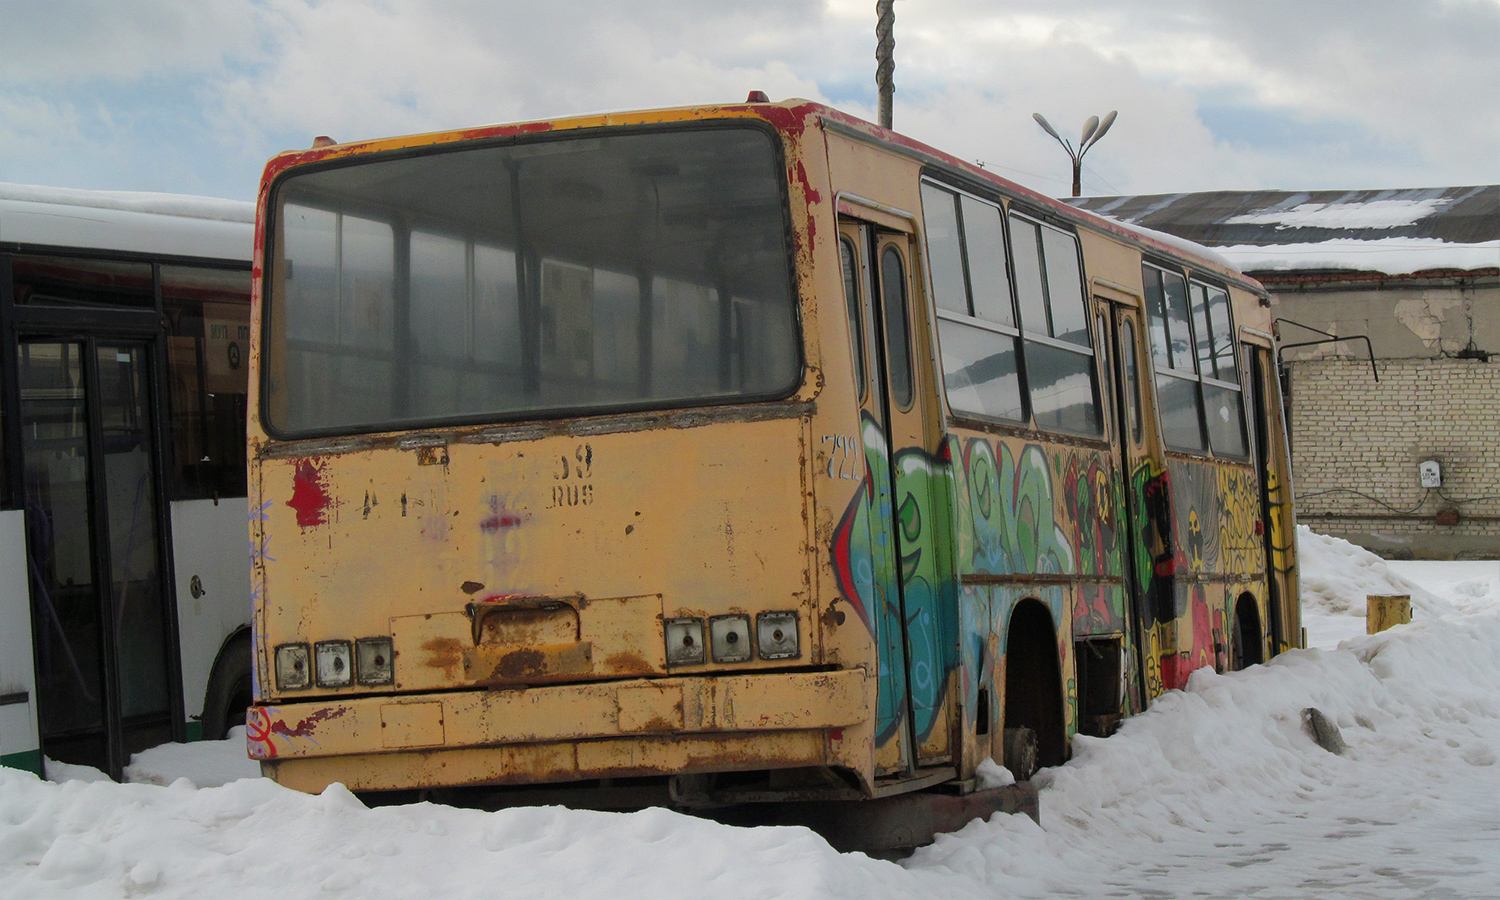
[275,643,311,690]
[709,614,752,663]
[756,611,800,660]
[314,640,353,688]
[665,618,705,666]
[356,637,395,685]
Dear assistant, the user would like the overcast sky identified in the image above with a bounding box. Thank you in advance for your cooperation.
[1,0,1494,202]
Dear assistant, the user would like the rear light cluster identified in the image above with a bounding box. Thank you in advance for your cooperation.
[665,611,799,666]
[275,637,393,690]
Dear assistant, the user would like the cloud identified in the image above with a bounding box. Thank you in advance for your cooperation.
[0,0,1493,199]
[0,0,257,82]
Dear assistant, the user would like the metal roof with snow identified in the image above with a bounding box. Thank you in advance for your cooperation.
[1069,186,1497,246]
[1069,186,1499,277]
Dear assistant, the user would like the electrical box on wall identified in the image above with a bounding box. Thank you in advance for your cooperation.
[1419,460,1442,488]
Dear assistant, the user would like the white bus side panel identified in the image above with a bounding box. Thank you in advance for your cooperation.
[0,509,41,773]
[170,499,252,729]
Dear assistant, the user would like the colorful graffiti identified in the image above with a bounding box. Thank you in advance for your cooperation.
[830,412,956,745]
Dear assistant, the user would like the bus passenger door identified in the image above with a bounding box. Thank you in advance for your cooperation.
[1246,344,1293,653]
[15,337,181,779]
[839,216,955,775]
[1100,300,1171,708]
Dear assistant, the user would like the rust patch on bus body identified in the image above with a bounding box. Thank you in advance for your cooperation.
[604,652,653,675]
[422,637,464,676]
[287,458,332,528]
[471,642,594,686]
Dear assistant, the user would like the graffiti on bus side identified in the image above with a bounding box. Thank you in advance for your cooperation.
[1166,461,1261,577]
[830,412,957,745]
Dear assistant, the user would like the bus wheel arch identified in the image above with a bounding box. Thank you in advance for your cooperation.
[1002,598,1067,776]
[201,628,253,741]
[1231,593,1264,671]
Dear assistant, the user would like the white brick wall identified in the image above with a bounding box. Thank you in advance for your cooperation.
[1290,357,1500,551]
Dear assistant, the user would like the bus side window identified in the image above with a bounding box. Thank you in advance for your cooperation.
[880,245,914,409]
[1122,318,1143,444]
[1010,214,1101,436]
[921,182,1025,424]
[1142,264,1207,451]
[840,237,867,401]
[163,265,253,501]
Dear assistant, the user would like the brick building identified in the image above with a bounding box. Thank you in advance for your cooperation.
[1071,187,1500,558]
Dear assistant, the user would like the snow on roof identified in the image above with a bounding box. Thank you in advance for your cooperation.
[1069,186,1499,277]
[1219,237,1500,274]
[1076,210,1245,275]
[1224,198,1451,230]
[0,182,254,262]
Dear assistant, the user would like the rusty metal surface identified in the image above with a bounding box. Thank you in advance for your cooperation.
[246,669,869,762]
[262,729,839,794]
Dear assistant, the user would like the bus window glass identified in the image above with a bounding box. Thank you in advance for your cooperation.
[1041,227,1088,345]
[839,237,867,399]
[1161,270,1193,371]
[267,126,799,435]
[1122,318,1142,443]
[1189,282,1217,379]
[1203,382,1248,457]
[1207,286,1238,383]
[280,205,338,344]
[11,256,155,309]
[1026,341,1101,435]
[937,320,1024,422]
[1008,217,1047,333]
[410,231,470,361]
[1157,372,1206,451]
[921,184,968,315]
[881,245,914,409]
[960,196,1012,326]
[469,242,523,370]
[1142,266,1171,371]
[162,265,251,501]
[339,216,396,351]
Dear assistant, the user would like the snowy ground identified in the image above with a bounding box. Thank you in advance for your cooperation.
[4,525,1498,899]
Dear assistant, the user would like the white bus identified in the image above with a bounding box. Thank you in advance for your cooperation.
[0,183,254,780]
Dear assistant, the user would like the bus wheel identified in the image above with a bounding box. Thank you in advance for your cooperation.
[202,633,253,741]
[1231,595,1264,671]
[1002,727,1038,782]
[1004,600,1066,770]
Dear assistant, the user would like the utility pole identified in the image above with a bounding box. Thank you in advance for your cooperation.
[876,0,895,129]
[1032,110,1118,197]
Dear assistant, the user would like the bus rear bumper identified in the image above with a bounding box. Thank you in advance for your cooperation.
[249,669,869,794]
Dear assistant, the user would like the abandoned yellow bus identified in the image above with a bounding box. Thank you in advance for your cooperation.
[244,98,1299,805]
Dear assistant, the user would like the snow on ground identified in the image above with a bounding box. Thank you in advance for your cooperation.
[3,528,1498,899]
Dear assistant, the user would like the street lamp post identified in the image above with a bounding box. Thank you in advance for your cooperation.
[1032,110,1117,197]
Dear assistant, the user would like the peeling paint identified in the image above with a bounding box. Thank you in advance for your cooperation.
[287,458,331,528]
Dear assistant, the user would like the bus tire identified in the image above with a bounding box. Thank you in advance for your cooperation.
[201,633,253,741]
[1003,727,1039,782]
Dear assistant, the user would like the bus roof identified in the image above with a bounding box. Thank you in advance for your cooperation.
[0,182,254,263]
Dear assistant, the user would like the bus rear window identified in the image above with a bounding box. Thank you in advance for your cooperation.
[264,126,799,436]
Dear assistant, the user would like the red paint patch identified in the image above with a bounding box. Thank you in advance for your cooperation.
[287,459,332,528]
[480,514,524,533]
[271,705,349,740]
